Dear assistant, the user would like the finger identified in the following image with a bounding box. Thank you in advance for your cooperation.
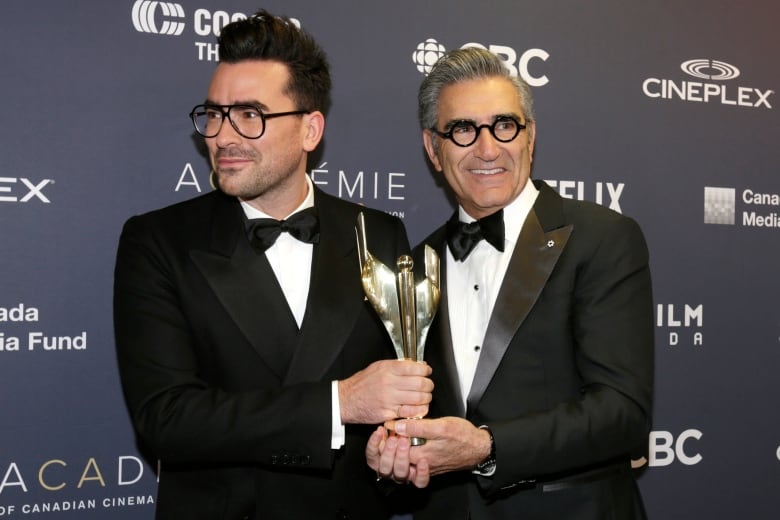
[404,381,434,399]
[397,404,429,420]
[412,458,431,488]
[365,427,386,466]
[392,418,432,439]
[377,435,399,477]
[392,436,412,481]
[394,359,433,376]
[391,375,434,393]
[383,419,399,433]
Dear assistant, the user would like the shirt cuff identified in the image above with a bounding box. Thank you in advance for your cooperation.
[331,380,345,449]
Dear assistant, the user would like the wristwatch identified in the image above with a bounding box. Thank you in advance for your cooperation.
[473,425,496,476]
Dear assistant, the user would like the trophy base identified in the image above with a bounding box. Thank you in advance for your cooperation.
[410,437,426,446]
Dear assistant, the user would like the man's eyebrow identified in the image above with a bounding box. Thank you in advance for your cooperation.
[442,113,523,127]
[203,99,270,110]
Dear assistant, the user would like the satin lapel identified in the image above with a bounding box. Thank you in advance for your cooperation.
[284,191,365,385]
[466,207,573,412]
[189,195,295,379]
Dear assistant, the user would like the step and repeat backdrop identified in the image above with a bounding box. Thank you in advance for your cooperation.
[1,1,778,518]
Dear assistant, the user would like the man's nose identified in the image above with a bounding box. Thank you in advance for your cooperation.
[472,127,501,159]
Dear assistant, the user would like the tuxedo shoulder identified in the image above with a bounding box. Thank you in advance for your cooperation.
[566,198,644,233]
[531,181,647,251]
[536,181,640,230]
[563,197,628,223]
[124,191,231,224]
[118,191,238,246]
[555,200,649,262]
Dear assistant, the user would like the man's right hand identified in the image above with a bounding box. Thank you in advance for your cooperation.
[338,359,433,424]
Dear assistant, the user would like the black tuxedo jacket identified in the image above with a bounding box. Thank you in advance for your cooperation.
[114,187,408,520]
[410,180,654,520]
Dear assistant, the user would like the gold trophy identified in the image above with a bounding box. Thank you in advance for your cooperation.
[356,213,440,445]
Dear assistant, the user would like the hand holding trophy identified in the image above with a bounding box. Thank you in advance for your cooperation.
[356,213,440,445]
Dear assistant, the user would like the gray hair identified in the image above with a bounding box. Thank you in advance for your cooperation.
[418,47,535,132]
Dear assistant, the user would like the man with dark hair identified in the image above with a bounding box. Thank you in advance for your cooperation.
[114,10,432,519]
[368,47,654,519]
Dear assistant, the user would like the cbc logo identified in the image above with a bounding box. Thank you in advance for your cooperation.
[132,0,185,36]
[413,38,549,87]
[413,39,447,74]
[634,429,702,468]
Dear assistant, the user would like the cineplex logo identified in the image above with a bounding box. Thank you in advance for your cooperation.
[413,38,549,87]
[643,58,773,109]
[704,186,780,228]
[0,177,52,203]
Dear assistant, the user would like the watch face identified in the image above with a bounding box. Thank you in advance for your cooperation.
[478,457,495,470]
[475,459,496,476]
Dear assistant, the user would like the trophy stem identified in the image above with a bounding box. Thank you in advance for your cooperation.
[396,255,418,362]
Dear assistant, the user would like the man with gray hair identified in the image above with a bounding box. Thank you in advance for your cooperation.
[367,47,654,519]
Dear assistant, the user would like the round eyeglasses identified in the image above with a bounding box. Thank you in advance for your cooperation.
[431,116,526,147]
[189,104,310,139]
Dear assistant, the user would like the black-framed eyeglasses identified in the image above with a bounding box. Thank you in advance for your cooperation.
[430,116,526,147]
[189,104,310,139]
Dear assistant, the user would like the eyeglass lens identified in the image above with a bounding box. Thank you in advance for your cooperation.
[448,117,522,146]
[192,105,265,139]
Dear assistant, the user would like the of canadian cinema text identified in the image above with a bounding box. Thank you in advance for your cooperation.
[0,495,154,516]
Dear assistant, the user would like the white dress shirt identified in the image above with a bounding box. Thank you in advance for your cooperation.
[240,176,346,449]
[446,182,539,409]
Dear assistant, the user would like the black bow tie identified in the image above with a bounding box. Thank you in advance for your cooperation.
[446,209,505,261]
[246,207,320,253]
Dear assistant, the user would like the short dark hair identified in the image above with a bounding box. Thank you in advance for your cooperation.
[217,9,331,113]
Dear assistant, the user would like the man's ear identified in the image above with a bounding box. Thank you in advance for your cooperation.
[422,129,443,171]
[302,111,325,152]
[527,120,537,161]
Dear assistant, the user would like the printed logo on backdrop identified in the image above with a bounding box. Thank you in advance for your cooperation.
[413,38,550,87]
[0,455,157,516]
[704,186,780,228]
[632,429,703,469]
[131,1,185,36]
[0,177,53,204]
[656,303,703,347]
[174,163,409,219]
[130,2,300,62]
[0,304,86,354]
[643,58,774,109]
[542,180,625,213]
